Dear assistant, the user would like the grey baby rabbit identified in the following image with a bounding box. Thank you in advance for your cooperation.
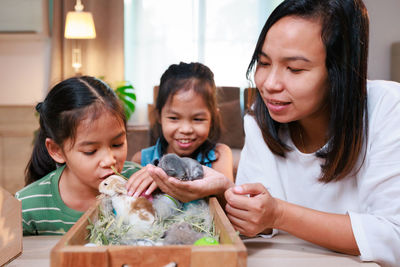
[157,153,204,181]
[162,222,204,245]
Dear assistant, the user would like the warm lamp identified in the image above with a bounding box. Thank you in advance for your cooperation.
[64,0,96,74]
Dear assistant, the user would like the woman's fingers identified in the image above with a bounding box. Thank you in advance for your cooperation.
[225,183,269,208]
[225,187,251,209]
[232,183,268,196]
[224,183,277,236]
[225,202,248,218]
[226,213,247,232]
[226,208,260,237]
[225,201,261,236]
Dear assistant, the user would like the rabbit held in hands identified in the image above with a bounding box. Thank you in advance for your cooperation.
[99,175,155,228]
[157,153,204,181]
[152,154,205,219]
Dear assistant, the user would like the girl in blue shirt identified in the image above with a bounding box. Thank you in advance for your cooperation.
[126,62,233,197]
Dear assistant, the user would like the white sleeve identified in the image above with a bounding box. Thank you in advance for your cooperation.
[348,81,400,266]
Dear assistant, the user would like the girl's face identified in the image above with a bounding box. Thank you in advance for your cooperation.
[254,16,329,126]
[59,111,127,193]
[160,88,212,157]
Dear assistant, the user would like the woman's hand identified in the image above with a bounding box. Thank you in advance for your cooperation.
[147,165,234,202]
[224,183,282,237]
[125,164,158,197]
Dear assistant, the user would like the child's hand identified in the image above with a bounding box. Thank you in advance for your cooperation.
[224,183,281,237]
[147,165,233,202]
[125,165,158,197]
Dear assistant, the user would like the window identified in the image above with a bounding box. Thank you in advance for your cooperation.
[124,0,282,123]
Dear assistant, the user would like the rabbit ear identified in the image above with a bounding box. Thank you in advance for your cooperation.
[114,182,127,195]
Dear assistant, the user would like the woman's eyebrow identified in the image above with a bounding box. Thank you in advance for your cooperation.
[260,51,311,63]
[282,56,311,63]
[259,51,270,59]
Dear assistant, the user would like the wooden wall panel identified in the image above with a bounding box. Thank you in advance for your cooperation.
[0,106,38,194]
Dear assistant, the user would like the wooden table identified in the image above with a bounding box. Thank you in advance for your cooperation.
[242,233,379,266]
[8,233,379,267]
[7,236,59,267]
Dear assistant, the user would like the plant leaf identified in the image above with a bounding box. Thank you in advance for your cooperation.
[114,81,136,120]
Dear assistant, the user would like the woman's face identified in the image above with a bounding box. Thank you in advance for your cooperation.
[160,88,212,157]
[254,16,329,125]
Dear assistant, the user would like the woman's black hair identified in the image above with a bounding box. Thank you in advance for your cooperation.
[154,62,222,164]
[25,76,126,185]
[246,0,369,182]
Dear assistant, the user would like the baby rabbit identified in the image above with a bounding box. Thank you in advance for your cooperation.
[157,153,204,181]
[152,194,183,221]
[162,222,204,245]
[152,154,204,220]
[99,175,155,228]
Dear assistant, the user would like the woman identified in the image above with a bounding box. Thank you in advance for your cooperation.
[148,0,400,265]
[224,0,400,266]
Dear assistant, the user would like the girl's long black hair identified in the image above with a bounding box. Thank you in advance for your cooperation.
[25,76,126,185]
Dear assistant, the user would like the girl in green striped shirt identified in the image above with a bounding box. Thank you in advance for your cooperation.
[16,76,140,235]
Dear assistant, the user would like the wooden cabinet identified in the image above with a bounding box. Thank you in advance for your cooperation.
[126,124,151,161]
[0,106,38,194]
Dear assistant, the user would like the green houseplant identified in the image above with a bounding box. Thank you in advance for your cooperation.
[113,81,136,120]
[98,76,136,120]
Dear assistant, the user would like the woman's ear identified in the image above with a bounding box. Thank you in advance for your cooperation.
[45,138,66,164]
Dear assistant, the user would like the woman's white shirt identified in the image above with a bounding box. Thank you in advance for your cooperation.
[236,80,400,267]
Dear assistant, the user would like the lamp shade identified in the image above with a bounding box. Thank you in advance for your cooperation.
[64,11,96,39]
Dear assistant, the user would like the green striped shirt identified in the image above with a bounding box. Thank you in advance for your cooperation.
[15,161,141,236]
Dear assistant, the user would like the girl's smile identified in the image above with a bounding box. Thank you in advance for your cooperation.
[175,138,194,149]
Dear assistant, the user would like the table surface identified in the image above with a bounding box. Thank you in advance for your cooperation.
[8,233,379,267]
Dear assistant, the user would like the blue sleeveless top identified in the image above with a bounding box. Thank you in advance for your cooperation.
[141,139,216,167]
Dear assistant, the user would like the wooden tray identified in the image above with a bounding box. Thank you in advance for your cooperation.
[51,197,247,267]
